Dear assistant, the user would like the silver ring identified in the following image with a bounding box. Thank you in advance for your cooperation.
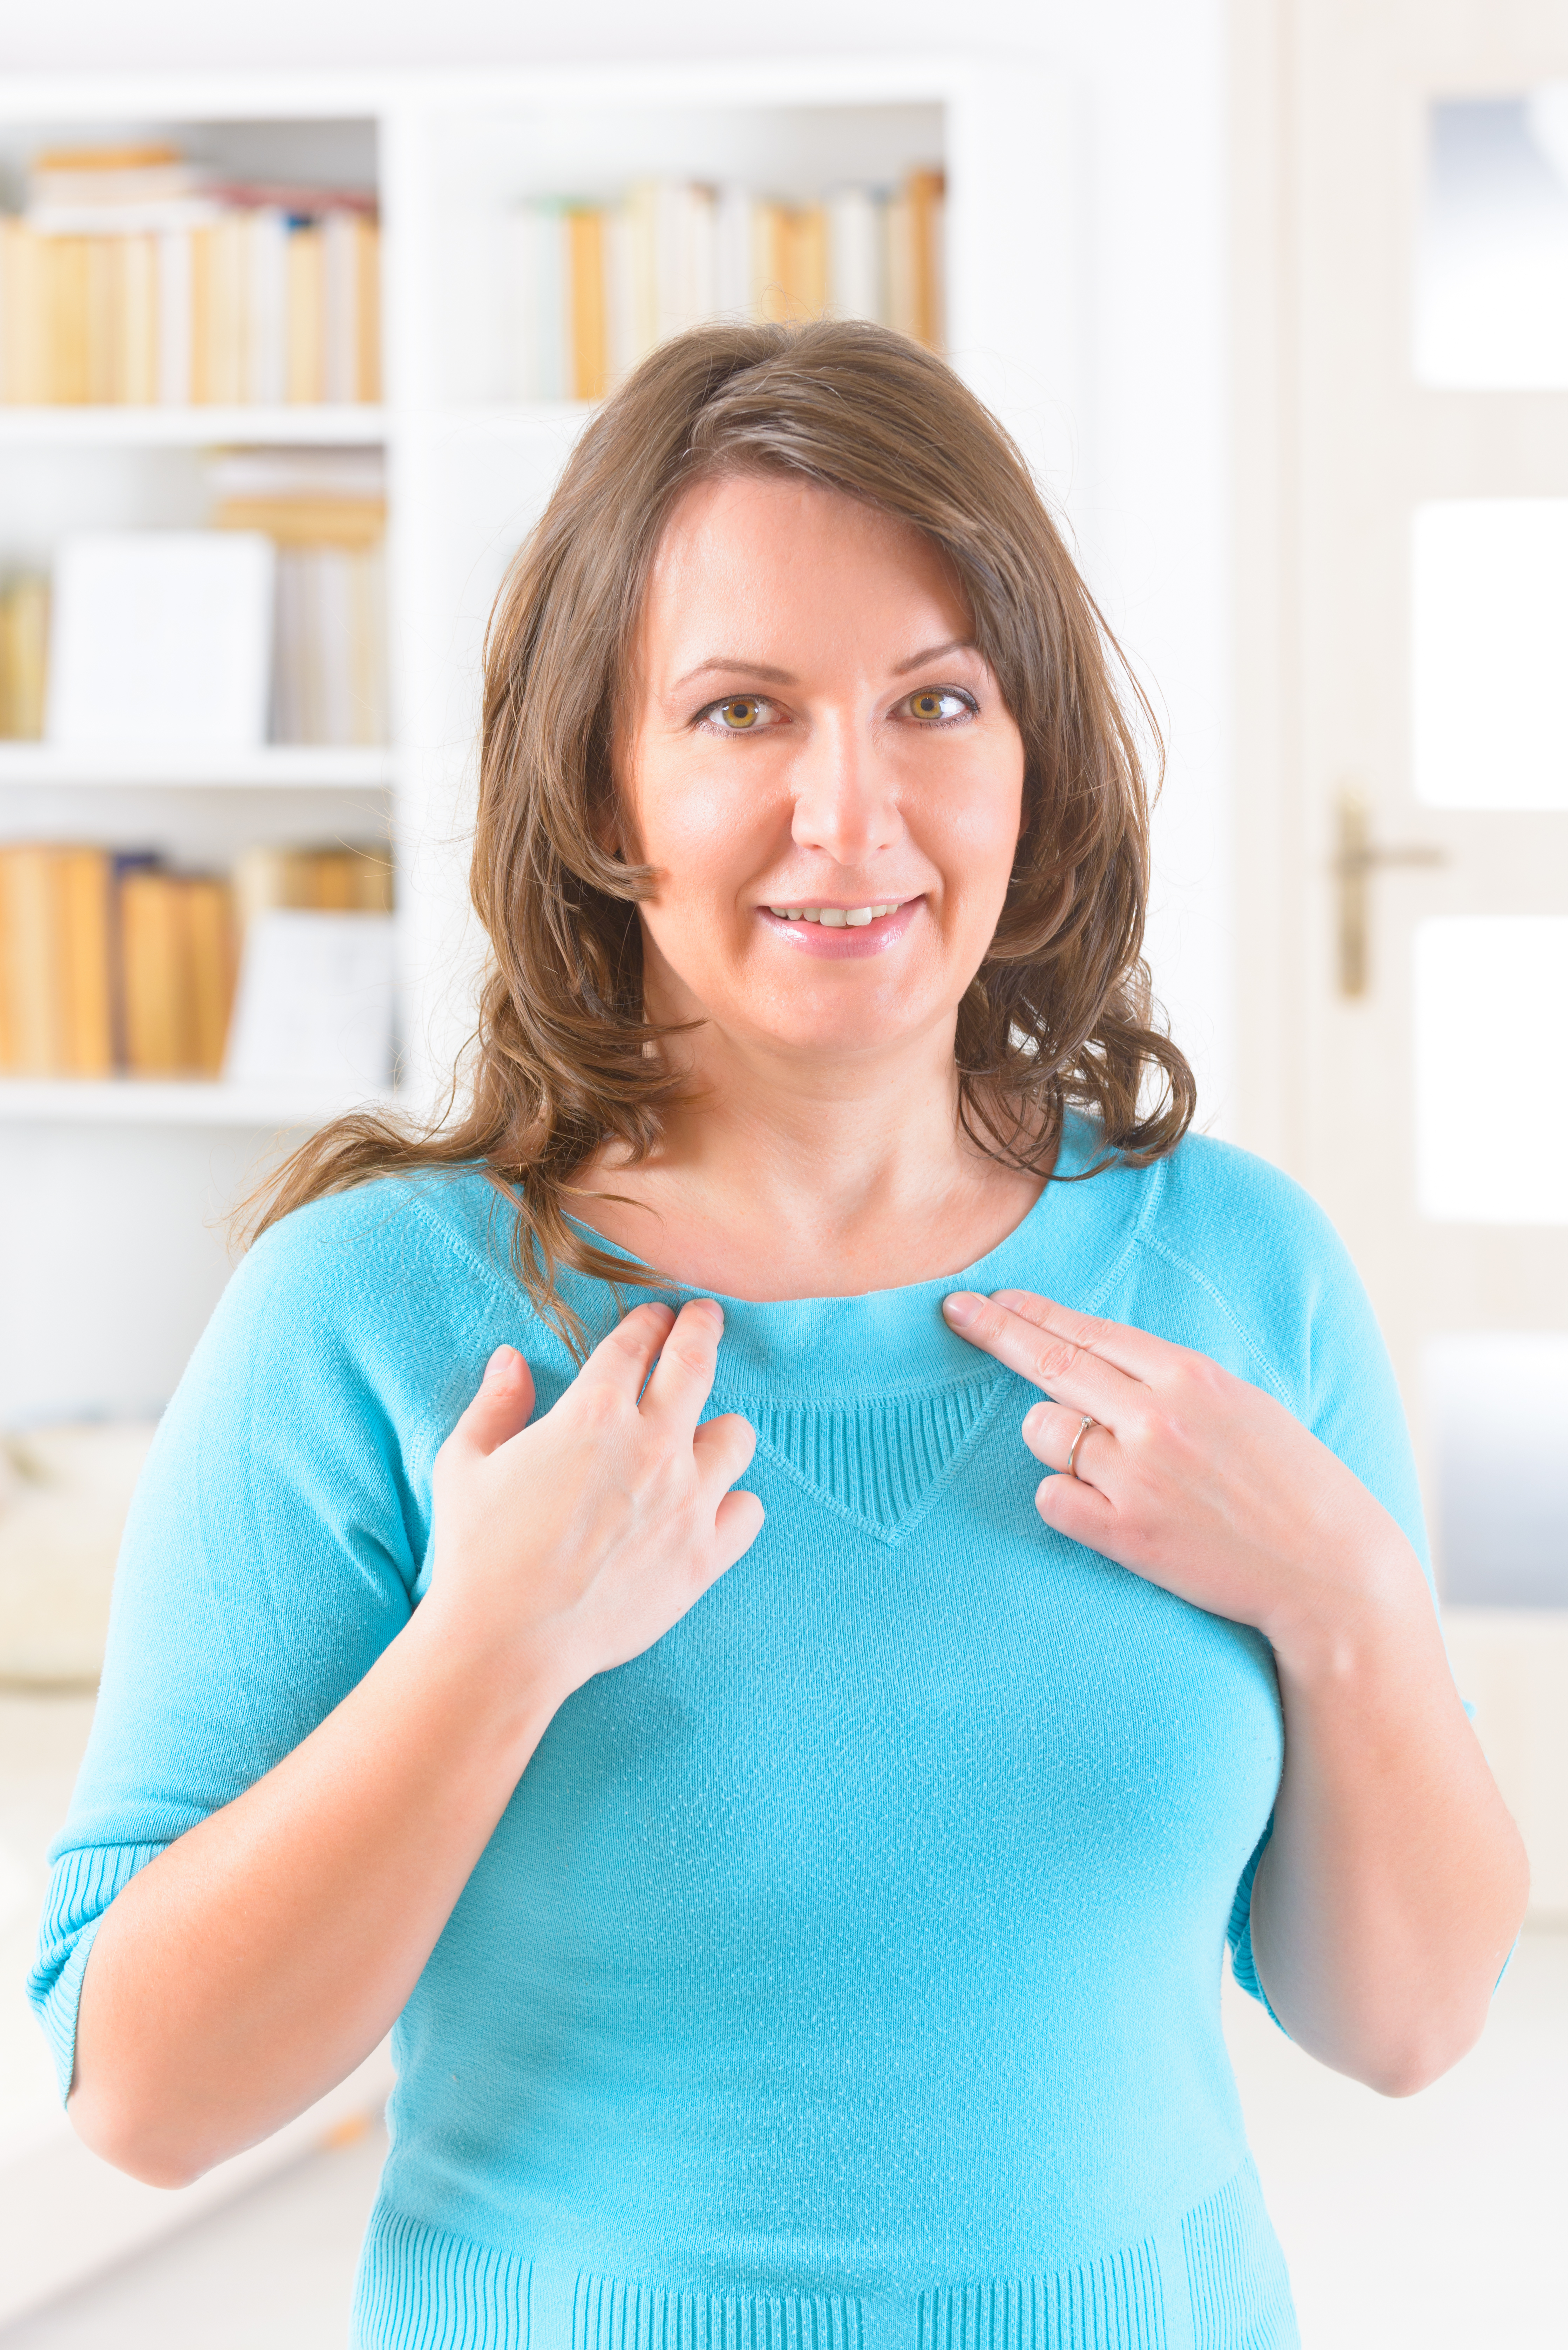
[1066,1415,1096,1479]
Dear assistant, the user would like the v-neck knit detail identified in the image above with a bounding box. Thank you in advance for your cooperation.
[31,1119,1436,2350]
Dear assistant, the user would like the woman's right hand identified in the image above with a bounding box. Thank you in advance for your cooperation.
[424,1299,763,1699]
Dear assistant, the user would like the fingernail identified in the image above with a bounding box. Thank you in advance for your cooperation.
[942,1292,979,1329]
[486,1345,515,1379]
[1022,1403,1045,1439]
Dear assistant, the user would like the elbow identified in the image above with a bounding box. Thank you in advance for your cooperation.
[68,2081,217,2190]
[1357,1997,1491,2100]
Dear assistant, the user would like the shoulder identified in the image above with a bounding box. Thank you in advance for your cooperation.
[1113,1131,1382,1424]
[231,1168,562,1356]
[185,1168,578,1457]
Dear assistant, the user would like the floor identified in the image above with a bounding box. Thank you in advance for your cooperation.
[1,1932,1562,2350]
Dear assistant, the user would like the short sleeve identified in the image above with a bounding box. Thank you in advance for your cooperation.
[24,1183,478,2098]
[1153,1143,1440,2024]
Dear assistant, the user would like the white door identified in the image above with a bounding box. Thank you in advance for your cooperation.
[1244,1,1568,1901]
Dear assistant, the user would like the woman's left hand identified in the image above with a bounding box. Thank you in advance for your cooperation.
[940,1286,1424,1653]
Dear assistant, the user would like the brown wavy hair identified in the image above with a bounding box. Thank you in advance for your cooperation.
[250,318,1194,1345]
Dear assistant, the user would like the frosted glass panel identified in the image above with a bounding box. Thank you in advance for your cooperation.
[1412,500,1568,810]
[1415,918,1568,1222]
[1425,1333,1568,1604]
[1416,93,1568,385]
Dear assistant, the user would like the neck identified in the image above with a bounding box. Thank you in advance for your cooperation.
[579,1017,1047,1301]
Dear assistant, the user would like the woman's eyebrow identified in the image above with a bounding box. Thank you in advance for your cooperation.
[670,657,797,692]
[891,638,979,674]
[670,643,980,695]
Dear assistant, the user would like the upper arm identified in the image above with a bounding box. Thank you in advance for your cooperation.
[27,1190,447,2094]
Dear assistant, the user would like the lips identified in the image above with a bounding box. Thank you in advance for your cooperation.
[758,897,922,957]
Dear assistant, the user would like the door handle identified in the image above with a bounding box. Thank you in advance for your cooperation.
[1333,791,1447,998]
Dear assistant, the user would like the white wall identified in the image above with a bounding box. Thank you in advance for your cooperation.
[0,0,1233,1417]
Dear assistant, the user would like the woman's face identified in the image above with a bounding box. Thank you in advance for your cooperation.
[616,473,1027,1070]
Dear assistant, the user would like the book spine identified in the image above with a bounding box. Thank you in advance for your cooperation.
[752,201,789,324]
[906,168,946,351]
[714,186,752,320]
[566,208,608,403]
[247,208,289,405]
[119,867,189,1074]
[86,236,117,402]
[783,204,828,323]
[285,219,325,404]
[157,229,193,402]
[0,846,66,1072]
[183,876,236,1075]
[355,215,382,401]
[885,186,916,341]
[121,233,159,402]
[56,847,114,1076]
[47,236,93,403]
[827,186,883,323]
[322,209,357,404]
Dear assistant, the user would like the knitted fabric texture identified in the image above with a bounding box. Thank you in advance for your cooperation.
[30,1119,1435,2349]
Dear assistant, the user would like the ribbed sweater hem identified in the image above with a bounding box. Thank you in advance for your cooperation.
[351,2162,1297,2350]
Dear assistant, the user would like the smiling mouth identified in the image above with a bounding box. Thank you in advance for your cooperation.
[763,900,908,928]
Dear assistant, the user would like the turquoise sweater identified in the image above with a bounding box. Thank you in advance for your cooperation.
[29,1118,1433,2350]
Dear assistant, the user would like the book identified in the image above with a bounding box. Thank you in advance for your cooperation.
[55,848,115,1076]
[117,863,236,1076]
[0,144,382,407]
[0,844,114,1075]
[223,906,396,1092]
[0,577,49,740]
[0,845,61,1072]
[47,530,276,751]
[507,167,946,401]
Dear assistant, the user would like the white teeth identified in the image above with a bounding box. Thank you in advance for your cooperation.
[767,900,905,925]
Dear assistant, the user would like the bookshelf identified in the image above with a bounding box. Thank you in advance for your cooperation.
[0,54,1081,2310]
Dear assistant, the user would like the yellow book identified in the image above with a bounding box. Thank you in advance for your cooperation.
[119,234,159,404]
[782,205,828,322]
[286,222,325,404]
[884,189,916,342]
[119,868,190,1074]
[567,210,608,403]
[55,847,114,1076]
[84,236,116,402]
[0,579,49,740]
[184,875,236,1075]
[1,223,42,400]
[190,224,215,402]
[906,169,946,351]
[0,845,65,1072]
[355,216,382,401]
[46,237,93,403]
[212,494,386,549]
[752,202,790,324]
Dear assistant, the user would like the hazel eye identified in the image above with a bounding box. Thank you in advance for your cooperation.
[704,695,773,732]
[903,688,974,724]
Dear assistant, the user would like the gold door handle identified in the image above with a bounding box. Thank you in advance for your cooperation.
[1334,792,1447,998]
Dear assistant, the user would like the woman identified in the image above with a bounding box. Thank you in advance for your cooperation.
[33,321,1524,2349]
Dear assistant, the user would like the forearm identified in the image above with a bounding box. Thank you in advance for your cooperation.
[70,1604,564,2186]
[1251,1578,1529,2094]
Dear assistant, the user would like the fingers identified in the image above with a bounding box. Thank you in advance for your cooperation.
[691,1410,757,1496]
[578,1299,678,1403]
[638,1298,726,1436]
[989,1291,1174,1384]
[1022,1397,1114,1486]
[941,1290,1133,1420]
[711,1486,766,1573]
[447,1345,537,1460]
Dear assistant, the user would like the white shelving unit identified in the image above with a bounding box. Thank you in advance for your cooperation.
[0,54,1082,2318]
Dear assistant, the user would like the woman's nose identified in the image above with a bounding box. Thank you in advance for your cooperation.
[788,720,901,865]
